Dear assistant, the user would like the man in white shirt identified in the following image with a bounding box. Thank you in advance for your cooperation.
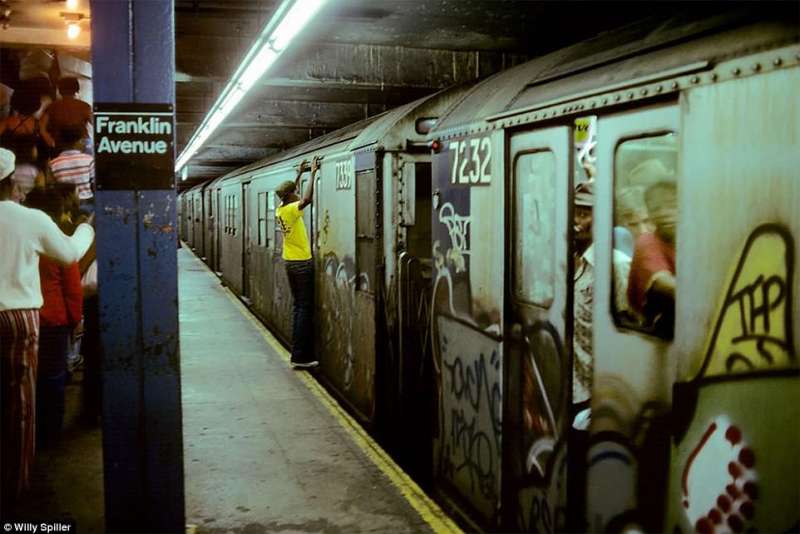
[572,181,631,418]
[0,147,94,503]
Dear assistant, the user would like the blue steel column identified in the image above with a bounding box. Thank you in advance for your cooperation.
[90,2,184,532]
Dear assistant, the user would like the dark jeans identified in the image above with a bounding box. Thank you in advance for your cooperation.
[37,325,70,447]
[82,295,101,424]
[285,259,315,363]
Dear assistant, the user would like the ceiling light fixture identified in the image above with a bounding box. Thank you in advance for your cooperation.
[66,0,79,9]
[175,0,328,173]
[61,11,87,40]
[67,22,80,39]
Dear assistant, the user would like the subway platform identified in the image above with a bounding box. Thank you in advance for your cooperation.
[5,248,459,534]
[179,246,457,533]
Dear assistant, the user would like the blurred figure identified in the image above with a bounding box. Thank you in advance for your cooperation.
[615,185,654,257]
[569,179,631,533]
[24,189,83,448]
[0,148,93,504]
[0,85,51,175]
[628,177,677,336]
[572,181,632,415]
[48,126,94,213]
[40,77,92,153]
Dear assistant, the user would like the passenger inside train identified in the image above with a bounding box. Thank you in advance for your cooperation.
[614,139,678,338]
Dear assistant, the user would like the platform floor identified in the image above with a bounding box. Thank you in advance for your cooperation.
[4,247,458,533]
[180,247,454,533]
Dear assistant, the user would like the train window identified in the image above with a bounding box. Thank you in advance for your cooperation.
[227,195,233,235]
[613,133,678,339]
[514,150,556,307]
[224,195,229,235]
[232,195,238,237]
[257,192,267,247]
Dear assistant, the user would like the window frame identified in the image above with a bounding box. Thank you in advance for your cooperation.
[611,130,679,340]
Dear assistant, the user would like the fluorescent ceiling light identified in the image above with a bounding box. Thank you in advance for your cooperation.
[175,0,328,173]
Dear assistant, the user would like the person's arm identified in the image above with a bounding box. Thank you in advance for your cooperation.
[36,210,95,264]
[298,156,320,210]
[40,111,55,148]
[649,271,676,300]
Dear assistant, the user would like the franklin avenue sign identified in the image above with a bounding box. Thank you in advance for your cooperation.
[94,103,175,190]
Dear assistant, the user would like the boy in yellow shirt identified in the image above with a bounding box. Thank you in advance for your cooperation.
[275,156,320,368]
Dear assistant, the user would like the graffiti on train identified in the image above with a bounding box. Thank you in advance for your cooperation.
[436,316,502,519]
[680,417,759,533]
[516,447,567,533]
[520,321,568,481]
[698,224,796,377]
[515,321,569,532]
[437,202,471,274]
[320,253,369,391]
[667,225,798,534]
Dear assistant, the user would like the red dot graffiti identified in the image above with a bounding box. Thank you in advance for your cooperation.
[681,418,758,532]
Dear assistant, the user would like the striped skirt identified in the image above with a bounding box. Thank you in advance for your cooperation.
[0,309,39,503]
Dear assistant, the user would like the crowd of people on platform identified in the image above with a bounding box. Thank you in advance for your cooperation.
[0,62,100,507]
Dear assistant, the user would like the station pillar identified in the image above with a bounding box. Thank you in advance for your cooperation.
[90,1,184,532]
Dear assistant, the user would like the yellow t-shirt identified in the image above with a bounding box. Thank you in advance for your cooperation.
[276,201,311,261]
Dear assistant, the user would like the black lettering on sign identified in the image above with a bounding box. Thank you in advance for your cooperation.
[450,135,492,186]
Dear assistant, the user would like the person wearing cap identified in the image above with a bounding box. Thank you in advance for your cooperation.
[0,147,94,503]
[275,156,320,369]
[572,180,631,417]
[627,174,677,336]
[568,179,632,529]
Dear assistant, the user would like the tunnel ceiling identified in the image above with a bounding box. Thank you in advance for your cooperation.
[1,1,717,189]
[175,0,694,189]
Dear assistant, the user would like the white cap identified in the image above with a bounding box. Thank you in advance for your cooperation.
[0,147,15,181]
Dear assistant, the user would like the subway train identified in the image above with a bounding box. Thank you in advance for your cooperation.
[180,11,799,533]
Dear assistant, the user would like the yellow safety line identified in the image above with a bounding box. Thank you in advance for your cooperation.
[188,250,462,534]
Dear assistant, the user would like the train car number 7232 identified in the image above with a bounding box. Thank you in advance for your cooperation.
[449,135,492,185]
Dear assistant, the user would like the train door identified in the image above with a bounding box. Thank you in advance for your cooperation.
[590,104,679,532]
[242,181,252,302]
[396,156,434,480]
[505,126,572,532]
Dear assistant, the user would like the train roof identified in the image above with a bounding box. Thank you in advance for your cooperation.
[431,7,799,139]
[208,82,474,188]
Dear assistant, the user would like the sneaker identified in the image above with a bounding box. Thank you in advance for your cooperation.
[291,360,319,369]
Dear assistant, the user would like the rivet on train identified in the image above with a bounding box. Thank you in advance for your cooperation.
[751,63,761,72]
[614,94,621,102]
[773,57,782,66]
[640,88,648,96]
[655,85,663,93]
[710,73,718,81]
[671,81,679,89]
[690,76,699,84]
[732,67,741,76]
